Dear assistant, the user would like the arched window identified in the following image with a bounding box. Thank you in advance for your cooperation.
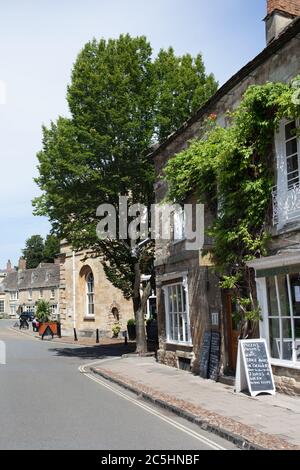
[86,272,94,316]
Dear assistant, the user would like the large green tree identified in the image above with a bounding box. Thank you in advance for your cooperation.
[34,34,217,352]
[22,234,60,269]
[22,235,45,269]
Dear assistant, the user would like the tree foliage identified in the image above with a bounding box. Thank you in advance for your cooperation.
[33,34,217,352]
[164,79,300,333]
[22,234,60,269]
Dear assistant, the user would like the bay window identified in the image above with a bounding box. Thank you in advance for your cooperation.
[266,271,300,363]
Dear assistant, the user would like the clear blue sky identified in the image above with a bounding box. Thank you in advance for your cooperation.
[0,0,267,268]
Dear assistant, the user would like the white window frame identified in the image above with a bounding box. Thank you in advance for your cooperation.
[10,291,18,301]
[248,254,300,370]
[50,289,55,300]
[28,289,32,301]
[275,118,300,228]
[173,206,186,243]
[86,272,95,317]
[162,276,192,346]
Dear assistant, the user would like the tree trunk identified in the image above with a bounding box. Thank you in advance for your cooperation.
[133,261,147,354]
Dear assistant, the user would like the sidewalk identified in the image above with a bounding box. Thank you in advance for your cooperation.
[11,325,136,351]
[91,356,300,451]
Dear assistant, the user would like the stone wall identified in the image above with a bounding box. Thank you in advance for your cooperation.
[273,366,300,395]
[59,244,133,338]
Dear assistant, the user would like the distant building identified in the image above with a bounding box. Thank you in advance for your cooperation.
[1,258,59,318]
[58,242,133,339]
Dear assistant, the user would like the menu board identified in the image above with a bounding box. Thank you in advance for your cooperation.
[235,339,276,397]
[199,330,211,379]
[199,330,221,381]
[208,331,221,381]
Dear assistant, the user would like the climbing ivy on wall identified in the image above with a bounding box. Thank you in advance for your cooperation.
[164,79,300,335]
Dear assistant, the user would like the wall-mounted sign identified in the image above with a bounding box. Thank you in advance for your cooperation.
[235,339,276,397]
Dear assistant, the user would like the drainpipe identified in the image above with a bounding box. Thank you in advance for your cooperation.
[72,251,78,341]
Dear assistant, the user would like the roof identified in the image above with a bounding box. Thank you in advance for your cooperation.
[149,16,300,159]
[2,264,59,292]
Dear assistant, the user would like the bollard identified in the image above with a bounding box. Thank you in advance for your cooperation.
[73,328,78,342]
[96,328,100,344]
[124,331,128,346]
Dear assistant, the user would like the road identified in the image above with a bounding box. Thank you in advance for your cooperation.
[0,320,237,450]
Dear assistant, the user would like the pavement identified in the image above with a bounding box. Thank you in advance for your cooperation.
[91,355,300,451]
[0,320,236,450]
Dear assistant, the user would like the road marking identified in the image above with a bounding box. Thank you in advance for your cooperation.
[79,362,226,450]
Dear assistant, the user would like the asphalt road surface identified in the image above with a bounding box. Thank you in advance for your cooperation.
[0,320,237,450]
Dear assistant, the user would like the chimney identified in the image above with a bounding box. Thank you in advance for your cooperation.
[18,257,27,272]
[6,260,12,272]
[265,1,300,43]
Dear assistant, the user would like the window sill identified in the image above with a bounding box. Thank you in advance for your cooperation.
[172,238,187,246]
[271,358,300,370]
[166,340,193,348]
[84,316,95,322]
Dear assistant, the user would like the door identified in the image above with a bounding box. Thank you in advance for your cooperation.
[225,294,241,372]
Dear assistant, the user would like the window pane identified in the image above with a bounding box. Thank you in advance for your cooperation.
[178,286,183,312]
[174,313,179,341]
[289,273,300,316]
[269,318,280,359]
[287,154,299,173]
[294,319,300,362]
[179,314,184,342]
[286,139,298,157]
[267,277,278,316]
[169,311,174,340]
[285,121,296,140]
[281,318,293,361]
[277,275,291,316]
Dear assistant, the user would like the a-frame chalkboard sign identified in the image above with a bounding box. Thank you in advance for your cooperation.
[235,339,276,397]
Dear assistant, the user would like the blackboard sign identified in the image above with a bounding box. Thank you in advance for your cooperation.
[235,339,276,397]
[208,331,221,381]
[199,330,211,379]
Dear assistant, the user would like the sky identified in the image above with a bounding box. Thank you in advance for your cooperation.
[0,0,267,268]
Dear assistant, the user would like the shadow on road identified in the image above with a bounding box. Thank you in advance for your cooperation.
[49,342,136,360]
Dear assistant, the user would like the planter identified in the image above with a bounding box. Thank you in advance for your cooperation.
[38,322,58,337]
[127,324,136,341]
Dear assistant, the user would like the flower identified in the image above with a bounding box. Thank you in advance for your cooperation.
[208,113,217,121]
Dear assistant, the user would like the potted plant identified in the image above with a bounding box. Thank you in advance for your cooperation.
[112,322,121,338]
[127,318,136,340]
[146,317,158,343]
[36,299,58,336]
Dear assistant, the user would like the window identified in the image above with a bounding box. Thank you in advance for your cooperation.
[86,272,95,316]
[10,305,16,316]
[50,289,55,299]
[39,289,43,299]
[273,120,300,227]
[51,304,58,318]
[164,282,191,344]
[28,289,32,300]
[173,207,185,242]
[0,300,4,313]
[10,291,18,301]
[266,272,300,363]
[285,121,299,190]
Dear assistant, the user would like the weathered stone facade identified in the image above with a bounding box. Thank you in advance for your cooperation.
[59,242,133,339]
[152,8,300,393]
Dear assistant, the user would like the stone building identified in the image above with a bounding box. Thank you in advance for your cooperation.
[1,258,59,318]
[58,242,133,339]
[150,0,300,394]
[0,261,14,317]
